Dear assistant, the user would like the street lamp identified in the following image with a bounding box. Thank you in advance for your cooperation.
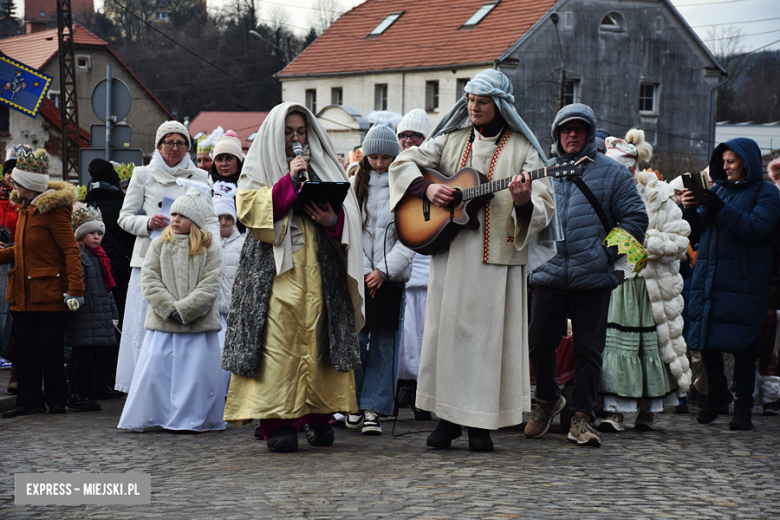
[249,30,289,63]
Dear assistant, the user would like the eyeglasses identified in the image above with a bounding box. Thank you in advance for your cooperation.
[162,141,188,149]
[398,133,424,141]
[558,126,588,136]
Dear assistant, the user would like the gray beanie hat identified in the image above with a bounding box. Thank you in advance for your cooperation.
[361,123,401,158]
[170,179,215,230]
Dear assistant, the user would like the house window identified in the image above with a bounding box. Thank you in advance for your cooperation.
[331,87,343,106]
[48,91,61,108]
[600,12,624,32]
[463,1,499,27]
[655,16,663,34]
[563,80,579,106]
[639,83,658,113]
[369,12,403,36]
[374,84,388,111]
[564,11,573,29]
[306,89,317,114]
[426,81,439,112]
[456,78,470,102]
[155,12,170,20]
[247,132,257,142]
[76,56,90,69]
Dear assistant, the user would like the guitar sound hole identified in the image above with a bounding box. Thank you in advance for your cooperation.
[451,188,464,210]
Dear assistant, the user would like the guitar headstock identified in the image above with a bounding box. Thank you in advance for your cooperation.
[549,160,584,178]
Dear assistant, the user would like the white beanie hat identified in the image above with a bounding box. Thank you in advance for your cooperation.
[212,136,243,162]
[668,176,684,192]
[155,121,191,150]
[212,181,238,222]
[397,109,432,138]
[170,179,215,230]
[12,148,50,193]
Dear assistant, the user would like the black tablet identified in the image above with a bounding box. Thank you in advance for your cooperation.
[293,181,351,216]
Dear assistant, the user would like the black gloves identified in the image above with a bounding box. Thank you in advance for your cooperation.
[170,309,184,324]
[699,190,724,214]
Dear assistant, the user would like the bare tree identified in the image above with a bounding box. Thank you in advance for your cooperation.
[310,0,344,34]
[706,25,747,87]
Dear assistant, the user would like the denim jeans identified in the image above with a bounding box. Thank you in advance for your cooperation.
[354,288,405,416]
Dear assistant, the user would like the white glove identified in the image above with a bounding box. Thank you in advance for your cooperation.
[63,293,84,311]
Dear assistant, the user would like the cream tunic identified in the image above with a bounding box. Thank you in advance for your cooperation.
[391,128,554,429]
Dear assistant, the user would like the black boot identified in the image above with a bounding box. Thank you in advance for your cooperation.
[426,419,462,449]
[266,426,298,453]
[304,422,335,447]
[696,389,733,424]
[468,428,494,452]
[729,401,753,431]
[396,380,413,408]
[67,388,101,412]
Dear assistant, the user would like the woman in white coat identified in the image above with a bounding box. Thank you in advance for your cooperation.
[115,121,215,393]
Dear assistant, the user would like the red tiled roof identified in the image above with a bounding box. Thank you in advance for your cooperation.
[189,112,270,151]
[39,98,90,147]
[0,24,108,70]
[0,24,173,119]
[278,0,559,77]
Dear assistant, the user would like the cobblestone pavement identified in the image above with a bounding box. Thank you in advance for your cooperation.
[1,391,779,520]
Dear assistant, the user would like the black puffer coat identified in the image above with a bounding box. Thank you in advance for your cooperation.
[83,182,134,281]
[65,247,119,347]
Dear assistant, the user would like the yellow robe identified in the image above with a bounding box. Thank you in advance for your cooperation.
[223,188,357,423]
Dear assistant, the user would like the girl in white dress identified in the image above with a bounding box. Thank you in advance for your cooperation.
[118,180,225,432]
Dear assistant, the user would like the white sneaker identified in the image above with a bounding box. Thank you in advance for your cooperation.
[598,413,625,432]
[361,411,382,435]
[345,411,364,430]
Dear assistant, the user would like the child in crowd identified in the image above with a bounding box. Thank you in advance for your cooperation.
[65,203,119,412]
[213,181,244,393]
[118,180,225,432]
[347,123,415,435]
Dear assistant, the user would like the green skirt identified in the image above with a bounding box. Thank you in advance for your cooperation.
[600,277,675,398]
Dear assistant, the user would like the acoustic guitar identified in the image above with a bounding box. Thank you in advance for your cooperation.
[395,160,584,255]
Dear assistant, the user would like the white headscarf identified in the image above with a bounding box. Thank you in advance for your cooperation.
[239,102,365,330]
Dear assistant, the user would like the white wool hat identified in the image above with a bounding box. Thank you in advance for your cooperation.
[397,109,432,138]
[605,136,638,169]
[668,176,684,192]
[12,148,50,193]
[170,179,215,230]
[212,181,238,222]
[212,136,243,162]
[155,121,191,150]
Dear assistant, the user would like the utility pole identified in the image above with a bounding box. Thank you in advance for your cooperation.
[57,0,80,182]
[550,12,566,111]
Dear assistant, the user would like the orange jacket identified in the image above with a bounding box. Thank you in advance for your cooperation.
[0,181,83,312]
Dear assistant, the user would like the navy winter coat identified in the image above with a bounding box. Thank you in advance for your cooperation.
[688,138,780,353]
[530,104,648,290]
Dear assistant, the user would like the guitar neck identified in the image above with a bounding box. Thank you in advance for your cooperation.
[462,167,549,201]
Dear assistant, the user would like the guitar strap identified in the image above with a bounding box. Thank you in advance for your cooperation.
[571,176,611,235]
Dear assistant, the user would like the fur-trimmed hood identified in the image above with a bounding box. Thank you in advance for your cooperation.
[10,180,78,214]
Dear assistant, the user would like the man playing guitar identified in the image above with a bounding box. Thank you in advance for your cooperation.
[388,69,559,452]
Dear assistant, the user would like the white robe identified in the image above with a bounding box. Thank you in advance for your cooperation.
[395,130,555,429]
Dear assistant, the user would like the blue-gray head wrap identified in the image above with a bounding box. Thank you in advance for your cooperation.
[429,69,547,162]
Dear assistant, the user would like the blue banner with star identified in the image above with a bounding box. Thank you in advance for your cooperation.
[0,53,53,118]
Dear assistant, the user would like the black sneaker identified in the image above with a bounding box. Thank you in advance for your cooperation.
[762,401,780,416]
[674,399,690,414]
[361,411,382,435]
[687,386,699,404]
[696,390,734,424]
[729,401,753,430]
[67,390,102,412]
[304,423,335,446]
[426,419,462,448]
[412,405,432,421]
[266,426,298,453]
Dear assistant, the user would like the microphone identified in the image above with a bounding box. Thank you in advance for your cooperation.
[291,142,307,183]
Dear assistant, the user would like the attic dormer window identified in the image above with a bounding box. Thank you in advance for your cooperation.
[369,12,403,36]
[463,1,499,27]
[600,12,624,32]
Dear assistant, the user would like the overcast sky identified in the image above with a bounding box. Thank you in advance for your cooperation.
[17,0,780,52]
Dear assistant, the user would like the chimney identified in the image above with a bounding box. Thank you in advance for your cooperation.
[26,21,48,34]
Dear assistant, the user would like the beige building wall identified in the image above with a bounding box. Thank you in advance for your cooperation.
[41,47,171,158]
[281,67,486,127]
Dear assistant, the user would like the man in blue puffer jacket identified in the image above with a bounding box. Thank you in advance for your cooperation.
[684,137,780,431]
[524,104,648,447]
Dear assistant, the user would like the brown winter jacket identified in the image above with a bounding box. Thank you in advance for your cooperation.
[0,181,84,312]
